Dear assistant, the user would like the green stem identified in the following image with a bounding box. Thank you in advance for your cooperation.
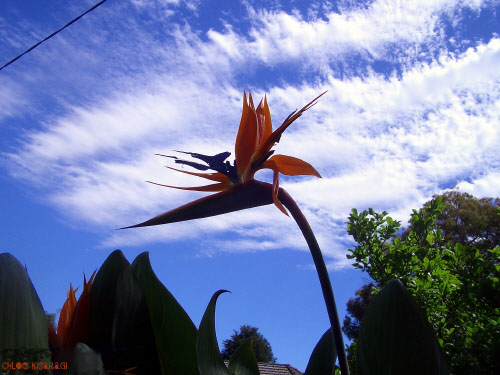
[279,188,350,375]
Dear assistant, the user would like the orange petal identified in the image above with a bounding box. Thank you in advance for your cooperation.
[57,284,78,347]
[146,180,230,192]
[166,167,231,183]
[255,91,327,166]
[255,95,273,149]
[235,92,258,178]
[263,154,321,177]
[67,270,96,348]
[263,159,290,216]
[121,180,276,228]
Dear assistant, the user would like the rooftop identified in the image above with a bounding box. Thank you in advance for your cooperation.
[256,362,303,375]
[224,361,303,375]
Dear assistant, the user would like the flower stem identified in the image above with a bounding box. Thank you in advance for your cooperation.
[279,188,350,375]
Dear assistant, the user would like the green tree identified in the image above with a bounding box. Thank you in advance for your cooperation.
[342,283,375,341]
[342,283,375,375]
[221,325,276,363]
[402,191,500,252]
[345,194,500,375]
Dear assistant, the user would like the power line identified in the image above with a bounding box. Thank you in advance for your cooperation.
[0,0,108,72]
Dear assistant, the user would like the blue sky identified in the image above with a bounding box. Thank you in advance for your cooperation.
[1,0,499,371]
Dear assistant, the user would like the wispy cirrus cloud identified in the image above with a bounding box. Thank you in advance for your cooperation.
[3,0,499,267]
[206,0,491,74]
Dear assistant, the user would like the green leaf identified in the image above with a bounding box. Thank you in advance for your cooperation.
[88,250,159,373]
[228,339,260,375]
[197,290,230,375]
[0,253,50,356]
[423,257,430,269]
[426,232,435,245]
[304,328,336,375]
[131,252,198,375]
[357,279,449,375]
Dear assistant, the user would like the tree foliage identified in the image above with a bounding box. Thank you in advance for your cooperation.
[342,283,375,341]
[221,325,276,363]
[402,191,500,252]
[345,192,500,375]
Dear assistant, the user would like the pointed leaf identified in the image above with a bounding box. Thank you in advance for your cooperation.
[0,253,51,365]
[88,250,160,373]
[131,252,198,375]
[197,290,230,375]
[228,339,260,375]
[0,253,49,350]
[304,328,336,375]
[123,180,274,229]
[357,279,449,375]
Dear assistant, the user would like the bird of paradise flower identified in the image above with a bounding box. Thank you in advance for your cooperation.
[123,91,350,374]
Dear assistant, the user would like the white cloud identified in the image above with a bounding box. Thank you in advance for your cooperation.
[3,0,500,268]
[0,78,26,122]
[455,172,500,198]
[207,0,490,71]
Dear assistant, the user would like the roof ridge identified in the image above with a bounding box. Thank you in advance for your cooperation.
[223,360,304,374]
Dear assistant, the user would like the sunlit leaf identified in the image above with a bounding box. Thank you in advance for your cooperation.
[131,252,198,375]
[304,328,336,375]
[228,339,260,375]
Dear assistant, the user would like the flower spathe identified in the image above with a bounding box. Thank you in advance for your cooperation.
[124,91,325,228]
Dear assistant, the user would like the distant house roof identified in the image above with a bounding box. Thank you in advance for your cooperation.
[256,362,303,375]
[224,361,303,375]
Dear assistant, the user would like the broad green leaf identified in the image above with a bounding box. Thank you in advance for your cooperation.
[304,328,336,375]
[131,252,198,375]
[357,279,449,375]
[88,250,159,373]
[197,290,230,375]
[228,339,260,375]
[0,253,50,362]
